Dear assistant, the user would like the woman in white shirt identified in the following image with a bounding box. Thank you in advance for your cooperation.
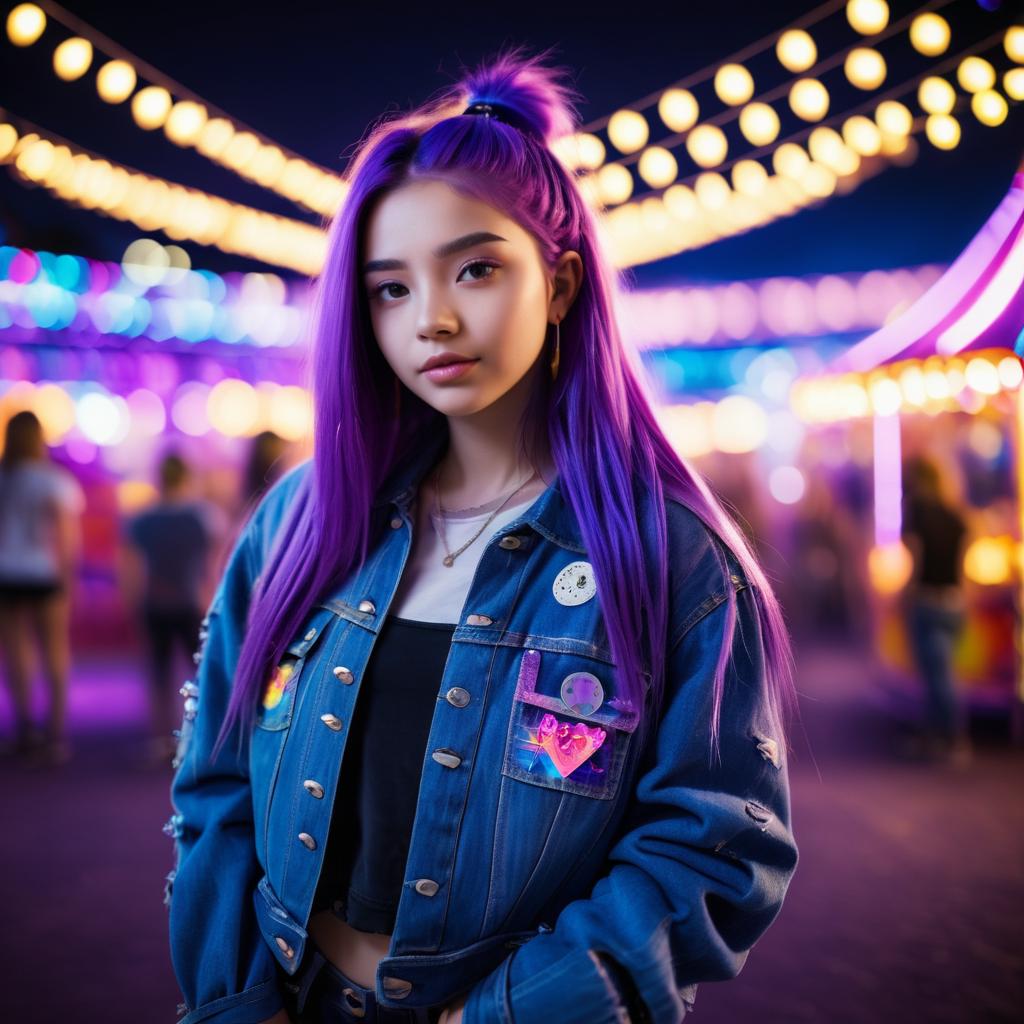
[0,410,85,765]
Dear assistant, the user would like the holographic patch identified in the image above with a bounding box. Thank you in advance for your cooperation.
[262,659,296,710]
[508,703,618,786]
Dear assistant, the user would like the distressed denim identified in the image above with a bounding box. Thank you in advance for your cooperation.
[166,436,798,1024]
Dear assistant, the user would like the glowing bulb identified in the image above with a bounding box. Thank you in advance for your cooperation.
[658,89,699,132]
[925,113,960,150]
[685,124,728,168]
[773,143,810,179]
[131,86,173,130]
[595,163,634,206]
[971,90,1008,127]
[846,0,889,36]
[909,13,950,56]
[732,159,769,197]
[738,103,780,146]
[96,60,136,103]
[6,3,45,46]
[875,100,913,135]
[165,101,208,146]
[918,76,956,115]
[842,115,882,156]
[714,64,754,106]
[1005,26,1024,63]
[637,146,678,188]
[776,29,817,73]
[607,109,649,154]
[53,37,92,81]
[957,56,996,94]
[789,79,829,121]
[1005,68,1024,101]
[845,47,886,90]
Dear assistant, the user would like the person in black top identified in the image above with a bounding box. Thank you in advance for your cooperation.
[900,455,971,766]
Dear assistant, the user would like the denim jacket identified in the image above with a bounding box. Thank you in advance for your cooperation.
[166,439,798,1024]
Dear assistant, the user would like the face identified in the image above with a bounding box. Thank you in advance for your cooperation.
[362,178,561,418]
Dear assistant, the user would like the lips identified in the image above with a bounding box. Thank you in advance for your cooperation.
[419,356,479,372]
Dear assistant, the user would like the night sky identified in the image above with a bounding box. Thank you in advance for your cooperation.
[1,0,1021,287]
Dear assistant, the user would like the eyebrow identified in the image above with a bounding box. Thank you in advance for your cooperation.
[362,231,509,274]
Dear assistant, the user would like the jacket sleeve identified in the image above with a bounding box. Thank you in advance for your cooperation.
[463,577,799,1024]
[165,518,287,1024]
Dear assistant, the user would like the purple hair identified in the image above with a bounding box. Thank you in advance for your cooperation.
[214,44,798,766]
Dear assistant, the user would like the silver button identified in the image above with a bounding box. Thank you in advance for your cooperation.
[498,535,521,550]
[333,666,354,684]
[304,628,317,641]
[357,599,376,614]
[390,517,403,529]
[414,878,439,896]
[275,936,295,959]
[466,613,493,626]
[303,779,325,799]
[381,976,412,999]
[445,687,471,708]
[297,831,317,851]
[321,713,343,731]
[431,749,462,769]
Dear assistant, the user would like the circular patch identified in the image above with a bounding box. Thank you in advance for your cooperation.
[552,560,597,606]
[560,671,605,716]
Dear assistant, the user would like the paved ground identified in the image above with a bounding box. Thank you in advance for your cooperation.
[1,642,1021,1023]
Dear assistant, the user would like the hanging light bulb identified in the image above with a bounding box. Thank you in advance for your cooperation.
[685,124,728,168]
[658,89,699,132]
[909,13,950,56]
[53,37,92,81]
[776,29,817,73]
[971,90,1008,127]
[846,0,889,36]
[714,64,755,106]
[738,103,780,146]
[96,60,136,104]
[607,109,649,154]
[925,114,960,150]
[845,48,887,90]
[918,77,956,115]
[789,79,830,121]
[957,57,996,94]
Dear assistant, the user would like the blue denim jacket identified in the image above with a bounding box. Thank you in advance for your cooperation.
[166,439,798,1024]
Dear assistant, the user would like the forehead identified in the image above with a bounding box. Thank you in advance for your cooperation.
[363,179,529,257]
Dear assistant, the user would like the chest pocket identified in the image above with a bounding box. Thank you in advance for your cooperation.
[501,647,641,801]
[255,605,336,731]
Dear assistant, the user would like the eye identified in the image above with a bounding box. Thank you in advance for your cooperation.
[369,259,499,303]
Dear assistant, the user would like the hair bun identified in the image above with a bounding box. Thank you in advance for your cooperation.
[457,44,581,148]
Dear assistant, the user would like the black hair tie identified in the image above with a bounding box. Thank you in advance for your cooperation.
[461,99,539,140]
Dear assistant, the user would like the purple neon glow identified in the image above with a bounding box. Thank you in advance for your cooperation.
[832,172,1024,373]
[873,412,902,547]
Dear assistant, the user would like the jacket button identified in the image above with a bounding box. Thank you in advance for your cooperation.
[445,687,470,708]
[466,613,492,626]
[498,535,522,550]
[320,713,343,731]
[357,599,376,614]
[333,666,354,684]
[304,628,317,641]
[381,976,413,999]
[431,749,462,769]
[275,936,295,959]
[414,878,439,896]
[303,779,325,799]
[297,832,317,851]
[390,517,403,529]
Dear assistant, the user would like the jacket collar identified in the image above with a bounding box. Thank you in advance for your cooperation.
[373,432,586,554]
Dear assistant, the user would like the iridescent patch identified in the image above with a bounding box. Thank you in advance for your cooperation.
[262,659,296,710]
[508,704,617,786]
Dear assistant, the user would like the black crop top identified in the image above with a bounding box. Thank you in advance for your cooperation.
[311,613,457,933]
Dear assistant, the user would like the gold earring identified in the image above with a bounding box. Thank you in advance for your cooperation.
[549,320,560,381]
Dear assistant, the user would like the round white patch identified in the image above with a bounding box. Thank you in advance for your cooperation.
[552,560,597,606]
[560,671,605,716]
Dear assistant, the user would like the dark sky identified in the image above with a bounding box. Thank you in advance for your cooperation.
[1,0,1021,287]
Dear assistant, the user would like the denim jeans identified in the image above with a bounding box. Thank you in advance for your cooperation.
[283,944,445,1024]
[906,598,966,745]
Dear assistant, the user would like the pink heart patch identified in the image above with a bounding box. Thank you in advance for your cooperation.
[536,713,607,778]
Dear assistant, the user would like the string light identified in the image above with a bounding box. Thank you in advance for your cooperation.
[607,109,649,154]
[96,59,136,103]
[925,113,961,150]
[909,13,951,57]
[789,78,830,121]
[1005,26,1024,63]
[52,37,92,81]
[875,99,913,136]
[846,0,889,36]
[686,124,728,168]
[131,86,173,131]
[957,56,997,93]
[918,76,956,115]
[776,29,817,73]
[6,3,45,46]
[738,102,781,146]
[637,146,678,188]
[845,47,887,90]
[971,90,1008,127]
[714,64,755,106]
[657,89,700,132]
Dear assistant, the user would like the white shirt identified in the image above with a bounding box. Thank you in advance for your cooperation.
[0,460,85,583]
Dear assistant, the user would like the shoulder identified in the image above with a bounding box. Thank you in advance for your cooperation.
[663,495,752,648]
[243,459,314,563]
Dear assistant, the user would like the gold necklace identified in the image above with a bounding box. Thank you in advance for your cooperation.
[432,464,537,567]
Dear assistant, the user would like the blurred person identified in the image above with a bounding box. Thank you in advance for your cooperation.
[121,453,223,765]
[241,430,290,510]
[0,410,85,766]
[900,455,971,767]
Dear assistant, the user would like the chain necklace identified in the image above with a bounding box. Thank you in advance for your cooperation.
[432,463,537,567]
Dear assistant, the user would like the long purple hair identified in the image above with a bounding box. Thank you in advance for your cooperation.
[214,45,798,766]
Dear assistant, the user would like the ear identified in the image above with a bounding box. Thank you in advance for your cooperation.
[548,250,584,323]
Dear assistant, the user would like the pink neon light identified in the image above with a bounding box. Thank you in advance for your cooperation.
[831,173,1024,373]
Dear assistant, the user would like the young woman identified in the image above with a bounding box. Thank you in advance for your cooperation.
[0,410,84,765]
[166,47,800,1024]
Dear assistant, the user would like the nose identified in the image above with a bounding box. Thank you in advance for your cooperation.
[415,288,459,340]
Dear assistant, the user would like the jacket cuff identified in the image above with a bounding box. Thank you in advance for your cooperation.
[177,977,284,1024]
